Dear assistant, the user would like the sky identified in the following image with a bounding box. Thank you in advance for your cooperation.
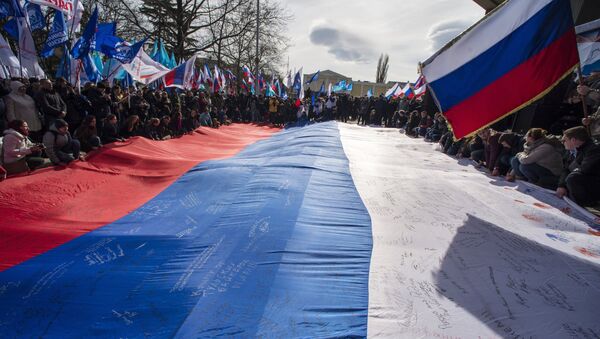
[277,0,485,83]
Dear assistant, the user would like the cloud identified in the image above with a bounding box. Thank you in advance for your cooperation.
[426,19,475,52]
[309,23,374,63]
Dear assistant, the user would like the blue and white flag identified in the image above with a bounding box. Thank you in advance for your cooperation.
[82,52,101,83]
[318,81,325,96]
[305,70,319,85]
[107,39,147,64]
[292,67,304,99]
[367,88,373,98]
[71,6,98,59]
[3,18,18,39]
[0,0,23,19]
[576,18,600,76]
[24,1,44,31]
[41,10,67,58]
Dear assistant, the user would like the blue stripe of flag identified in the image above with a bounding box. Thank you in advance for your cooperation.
[0,122,372,338]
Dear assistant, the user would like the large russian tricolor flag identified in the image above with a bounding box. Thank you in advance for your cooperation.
[421,0,579,139]
[1,122,599,337]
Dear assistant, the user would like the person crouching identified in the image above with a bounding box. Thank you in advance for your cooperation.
[2,119,47,175]
[43,119,83,166]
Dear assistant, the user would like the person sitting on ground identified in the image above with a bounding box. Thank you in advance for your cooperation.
[467,135,485,162]
[144,118,161,140]
[208,106,220,128]
[494,132,524,176]
[478,128,503,173]
[120,115,142,139]
[1,119,46,175]
[556,126,600,207]
[198,109,212,127]
[169,110,185,137]
[183,109,200,133]
[218,106,231,126]
[74,115,102,152]
[507,128,564,189]
[42,119,83,166]
[414,111,433,137]
[101,114,124,144]
[405,110,420,136]
[425,113,448,142]
[157,115,173,140]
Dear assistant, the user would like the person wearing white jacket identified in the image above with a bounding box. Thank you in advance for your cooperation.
[1,119,46,175]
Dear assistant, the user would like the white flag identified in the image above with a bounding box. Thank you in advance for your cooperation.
[120,49,171,85]
[29,0,81,19]
[17,18,45,78]
[0,34,21,78]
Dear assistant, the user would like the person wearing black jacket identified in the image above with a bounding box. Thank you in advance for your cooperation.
[556,126,600,206]
[64,86,92,132]
[101,114,124,144]
[35,79,67,128]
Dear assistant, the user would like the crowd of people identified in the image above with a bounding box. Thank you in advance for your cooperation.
[0,76,413,177]
[390,73,600,210]
[1,74,599,211]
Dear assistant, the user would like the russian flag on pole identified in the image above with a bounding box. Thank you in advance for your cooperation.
[163,55,197,89]
[413,75,427,97]
[384,83,400,99]
[421,0,579,139]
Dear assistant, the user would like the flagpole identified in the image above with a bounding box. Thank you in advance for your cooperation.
[255,0,259,77]
[576,65,590,119]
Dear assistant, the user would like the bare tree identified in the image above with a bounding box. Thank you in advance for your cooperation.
[213,0,292,79]
[376,53,389,83]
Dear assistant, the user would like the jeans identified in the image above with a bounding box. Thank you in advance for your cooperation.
[511,156,558,188]
[565,172,600,206]
[57,139,81,163]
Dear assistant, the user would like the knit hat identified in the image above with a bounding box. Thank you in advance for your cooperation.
[10,81,25,92]
[54,119,68,129]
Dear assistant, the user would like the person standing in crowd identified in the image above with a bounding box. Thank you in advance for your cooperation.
[1,120,46,175]
[35,79,67,128]
[42,119,82,166]
[74,115,102,152]
[325,95,336,121]
[4,81,43,142]
[556,126,600,207]
[86,83,112,132]
[0,80,10,133]
[64,86,92,133]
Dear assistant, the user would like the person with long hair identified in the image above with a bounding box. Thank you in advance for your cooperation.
[74,115,102,152]
[120,115,142,139]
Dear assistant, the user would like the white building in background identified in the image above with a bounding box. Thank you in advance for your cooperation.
[302,69,407,97]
